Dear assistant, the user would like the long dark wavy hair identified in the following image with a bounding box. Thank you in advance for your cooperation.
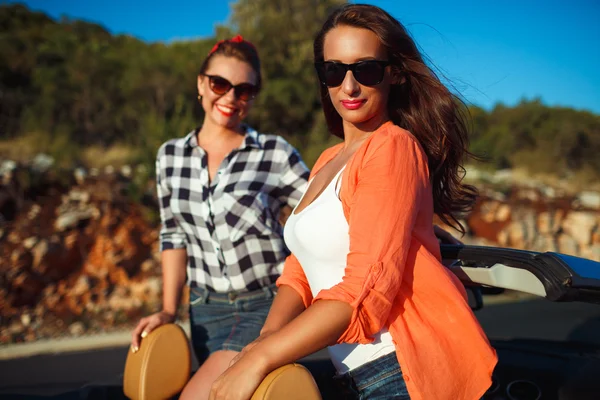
[314,4,478,234]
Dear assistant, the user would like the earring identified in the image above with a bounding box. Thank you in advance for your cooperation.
[197,95,202,102]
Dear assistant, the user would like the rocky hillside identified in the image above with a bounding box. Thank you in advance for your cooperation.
[0,156,166,344]
[460,169,600,261]
[1,158,599,344]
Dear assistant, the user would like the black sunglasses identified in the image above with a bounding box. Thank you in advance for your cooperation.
[314,60,390,87]
[204,74,258,101]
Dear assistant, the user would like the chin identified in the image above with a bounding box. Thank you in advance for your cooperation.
[212,113,241,129]
[338,110,374,125]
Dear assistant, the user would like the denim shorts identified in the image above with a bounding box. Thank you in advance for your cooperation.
[334,352,410,399]
[188,284,275,365]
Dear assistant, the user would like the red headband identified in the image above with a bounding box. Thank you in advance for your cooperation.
[208,34,256,55]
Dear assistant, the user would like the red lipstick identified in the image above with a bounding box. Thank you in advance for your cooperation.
[341,99,365,110]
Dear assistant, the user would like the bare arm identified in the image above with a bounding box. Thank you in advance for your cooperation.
[160,248,188,315]
[256,299,352,369]
[131,249,187,350]
[210,300,352,400]
[214,298,353,397]
[228,260,313,365]
[260,285,307,334]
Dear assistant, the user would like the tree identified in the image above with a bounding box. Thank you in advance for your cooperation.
[228,0,346,141]
[1,3,599,182]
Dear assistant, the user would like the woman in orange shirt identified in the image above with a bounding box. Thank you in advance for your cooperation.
[209,4,497,400]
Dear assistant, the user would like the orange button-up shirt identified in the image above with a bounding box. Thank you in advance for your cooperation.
[277,121,497,400]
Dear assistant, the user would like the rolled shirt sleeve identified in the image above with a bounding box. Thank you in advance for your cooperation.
[276,253,314,308]
[156,144,187,251]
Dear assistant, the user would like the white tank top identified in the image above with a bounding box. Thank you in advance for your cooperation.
[284,167,396,373]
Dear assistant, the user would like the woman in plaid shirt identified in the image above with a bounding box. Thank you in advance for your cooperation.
[130,35,309,399]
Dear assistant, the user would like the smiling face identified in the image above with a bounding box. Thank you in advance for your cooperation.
[322,25,392,130]
[197,54,258,130]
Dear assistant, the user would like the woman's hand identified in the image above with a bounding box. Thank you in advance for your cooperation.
[229,330,275,367]
[210,351,269,400]
[211,298,353,399]
[130,311,176,352]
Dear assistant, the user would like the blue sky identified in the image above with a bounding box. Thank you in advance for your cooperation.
[8,0,600,114]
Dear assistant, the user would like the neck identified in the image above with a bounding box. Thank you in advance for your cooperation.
[342,112,390,150]
[197,117,244,144]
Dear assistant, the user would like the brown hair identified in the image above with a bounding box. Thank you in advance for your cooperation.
[314,4,478,234]
[199,36,262,91]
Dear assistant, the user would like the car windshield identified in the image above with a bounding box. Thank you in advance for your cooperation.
[555,253,600,280]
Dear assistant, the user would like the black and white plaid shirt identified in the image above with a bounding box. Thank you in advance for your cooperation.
[156,126,309,293]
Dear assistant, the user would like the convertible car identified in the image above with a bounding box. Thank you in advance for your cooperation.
[439,244,600,400]
[6,244,600,399]
[299,244,600,400]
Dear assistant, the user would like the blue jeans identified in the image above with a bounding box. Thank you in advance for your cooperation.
[188,284,275,365]
[335,352,411,399]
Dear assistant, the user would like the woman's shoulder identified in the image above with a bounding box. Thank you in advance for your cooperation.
[359,122,426,161]
[246,126,300,154]
[157,130,196,159]
[343,122,429,184]
[370,122,419,148]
